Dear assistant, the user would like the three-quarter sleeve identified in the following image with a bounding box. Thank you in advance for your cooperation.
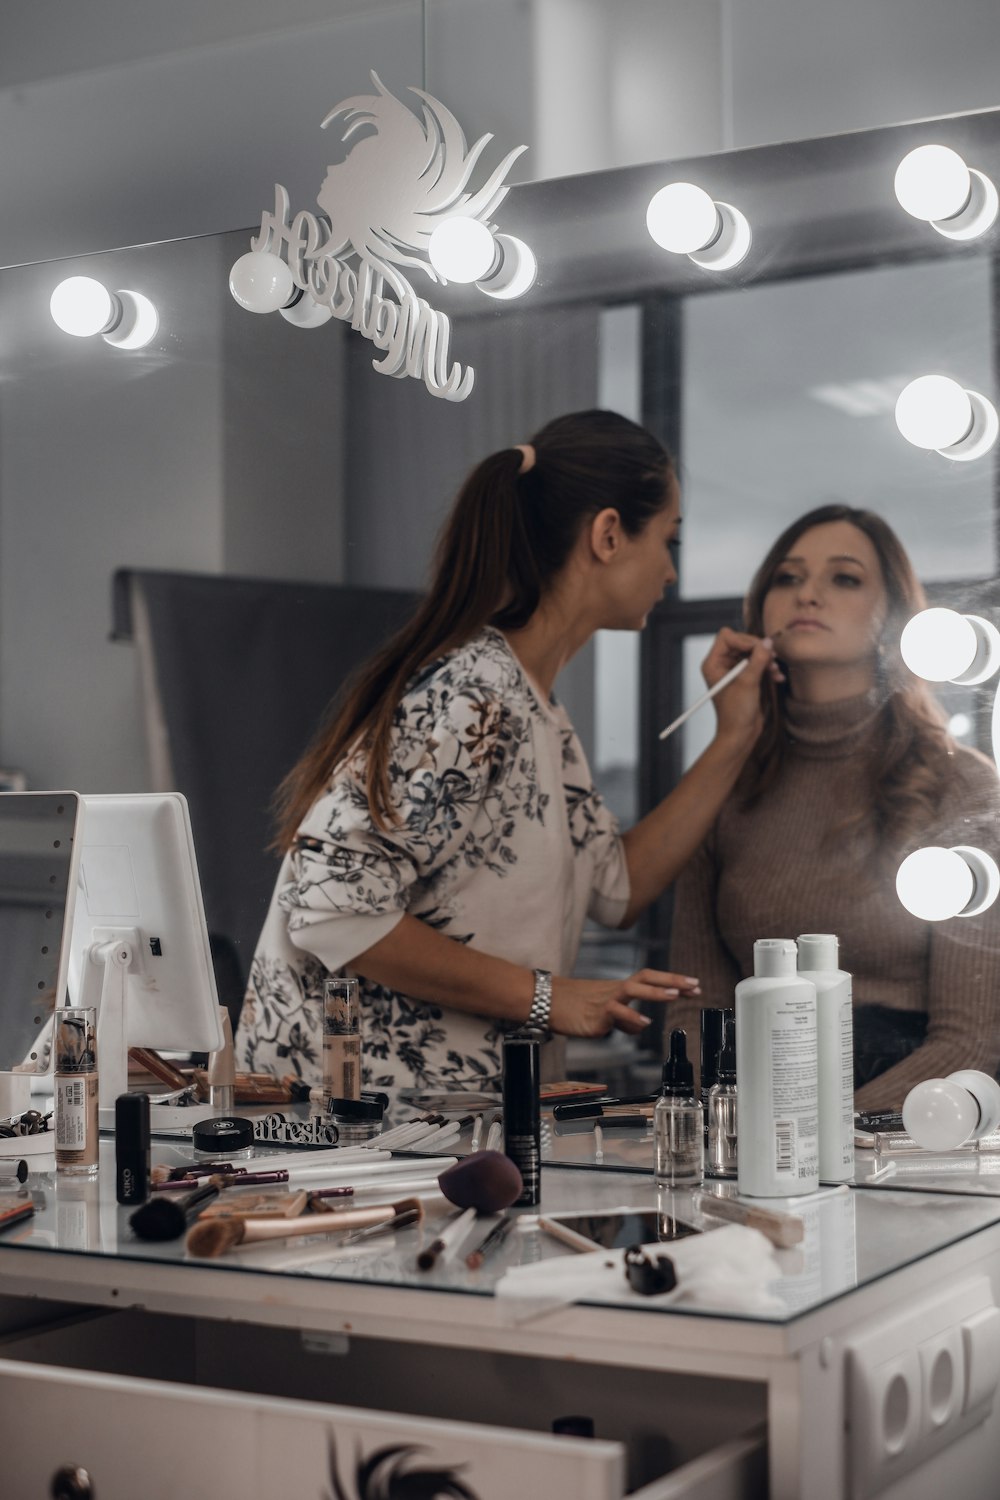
[668,832,742,1090]
[280,683,506,975]
[855,752,1000,1110]
[576,789,630,928]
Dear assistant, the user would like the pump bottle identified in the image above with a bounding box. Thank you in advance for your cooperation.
[735,939,819,1197]
[654,1029,704,1186]
[797,934,854,1182]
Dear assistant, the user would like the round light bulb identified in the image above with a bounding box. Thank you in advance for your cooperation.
[229,251,294,313]
[49,276,115,337]
[896,846,975,921]
[894,145,972,223]
[900,608,978,681]
[948,712,973,739]
[646,183,720,254]
[902,1077,979,1151]
[428,218,497,283]
[894,375,973,451]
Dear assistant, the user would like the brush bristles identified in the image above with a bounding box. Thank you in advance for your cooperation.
[186,1217,246,1258]
[185,1196,423,1258]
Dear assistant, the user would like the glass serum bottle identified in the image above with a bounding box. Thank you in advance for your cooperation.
[706,1014,738,1179]
[654,1029,704,1187]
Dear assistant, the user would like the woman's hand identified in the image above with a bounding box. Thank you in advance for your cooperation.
[549,969,701,1037]
[701,627,782,745]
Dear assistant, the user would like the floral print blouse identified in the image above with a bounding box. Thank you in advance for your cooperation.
[234,627,630,1093]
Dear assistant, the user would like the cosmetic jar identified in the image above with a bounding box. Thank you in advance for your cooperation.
[328,1094,384,1145]
[192,1116,255,1162]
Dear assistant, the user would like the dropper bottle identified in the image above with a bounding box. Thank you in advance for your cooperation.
[654,1029,704,1187]
[706,1014,738,1179]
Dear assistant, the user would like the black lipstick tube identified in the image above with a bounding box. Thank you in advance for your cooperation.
[502,1030,541,1206]
[115,1092,151,1205]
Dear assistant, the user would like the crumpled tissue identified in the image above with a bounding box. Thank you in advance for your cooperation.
[494,1222,785,1316]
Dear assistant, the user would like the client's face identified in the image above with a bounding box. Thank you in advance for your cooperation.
[761,521,889,674]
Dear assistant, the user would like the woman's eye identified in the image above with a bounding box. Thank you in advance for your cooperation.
[833,573,862,587]
[771,571,800,587]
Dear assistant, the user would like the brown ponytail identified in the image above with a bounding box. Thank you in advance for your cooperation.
[273,409,672,847]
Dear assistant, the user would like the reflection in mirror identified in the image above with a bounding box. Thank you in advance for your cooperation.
[0,793,80,1075]
[5,106,1000,1143]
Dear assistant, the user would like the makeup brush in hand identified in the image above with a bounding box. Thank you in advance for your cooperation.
[186,1195,423,1258]
[659,630,783,742]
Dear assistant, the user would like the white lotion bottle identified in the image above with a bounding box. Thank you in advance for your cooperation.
[902,1070,1000,1151]
[797,934,855,1183]
[736,938,819,1198]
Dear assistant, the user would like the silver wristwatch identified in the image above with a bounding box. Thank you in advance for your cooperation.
[527,968,553,1032]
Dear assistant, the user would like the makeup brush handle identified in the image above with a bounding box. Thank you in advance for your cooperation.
[240,1201,402,1244]
[658,657,749,742]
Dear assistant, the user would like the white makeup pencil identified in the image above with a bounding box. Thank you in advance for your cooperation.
[658,631,783,742]
[485,1118,503,1153]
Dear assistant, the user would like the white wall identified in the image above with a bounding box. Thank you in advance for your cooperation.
[3,0,999,267]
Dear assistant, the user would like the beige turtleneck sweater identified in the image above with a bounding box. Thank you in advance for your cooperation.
[669,692,1000,1110]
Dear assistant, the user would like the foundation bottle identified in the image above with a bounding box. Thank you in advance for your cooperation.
[55,1007,99,1178]
[323,977,361,1106]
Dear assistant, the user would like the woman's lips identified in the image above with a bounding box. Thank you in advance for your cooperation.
[787,619,829,631]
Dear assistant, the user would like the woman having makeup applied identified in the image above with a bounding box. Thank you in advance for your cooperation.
[669,505,1000,1111]
[235,410,778,1092]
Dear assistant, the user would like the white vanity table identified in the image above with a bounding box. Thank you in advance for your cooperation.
[2,1128,1000,1499]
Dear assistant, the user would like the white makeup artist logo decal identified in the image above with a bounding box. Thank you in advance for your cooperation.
[245,73,528,402]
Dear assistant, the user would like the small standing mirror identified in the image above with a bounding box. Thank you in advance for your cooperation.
[0,792,81,1083]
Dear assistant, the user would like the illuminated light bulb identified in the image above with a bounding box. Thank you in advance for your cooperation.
[893,143,998,242]
[948,712,973,739]
[102,290,158,350]
[894,145,971,222]
[645,182,751,272]
[901,608,978,681]
[428,217,497,283]
[896,844,999,921]
[229,251,295,313]
[50,277,117,337]
[477,234,537,300]
[902,1077,980,1150]
[894,375,998,461]
[903,1069,1000,1151]
[901,607,1000,686]
[896,846,974,921]
[646,183,720,253]
[279,293,334,329]
[895,375,973,449]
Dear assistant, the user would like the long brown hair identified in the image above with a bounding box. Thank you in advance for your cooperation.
[741,504,953,855]
[274,410,672,848]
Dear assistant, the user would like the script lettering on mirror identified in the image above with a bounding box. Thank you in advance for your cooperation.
[243,73,529,402]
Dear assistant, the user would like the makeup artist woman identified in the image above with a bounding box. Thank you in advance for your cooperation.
[669,504,1000,1111]
[235,410,777,1093]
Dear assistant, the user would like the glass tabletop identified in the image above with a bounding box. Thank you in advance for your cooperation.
[3,1133,1000,1326]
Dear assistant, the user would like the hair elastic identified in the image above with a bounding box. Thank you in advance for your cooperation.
[515,443,536,475]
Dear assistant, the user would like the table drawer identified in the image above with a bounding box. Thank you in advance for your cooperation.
[0,1356,765,1500]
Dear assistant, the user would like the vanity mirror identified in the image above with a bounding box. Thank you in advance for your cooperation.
[2,103,998,1099]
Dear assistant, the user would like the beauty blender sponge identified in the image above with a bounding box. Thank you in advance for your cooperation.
[438,1151,523,1212]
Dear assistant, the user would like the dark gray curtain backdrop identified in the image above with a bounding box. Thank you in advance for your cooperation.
[113,569,418,1018]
